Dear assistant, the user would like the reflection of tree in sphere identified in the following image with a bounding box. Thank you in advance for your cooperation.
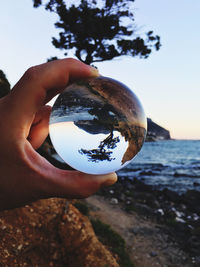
[49,76,147,175]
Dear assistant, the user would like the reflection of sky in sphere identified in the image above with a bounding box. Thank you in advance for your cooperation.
[49,122,130,175]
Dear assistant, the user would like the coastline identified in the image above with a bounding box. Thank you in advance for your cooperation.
[36,142,200,266]
[86,177,200,266]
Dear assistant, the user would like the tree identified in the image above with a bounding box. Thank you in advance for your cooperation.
[33,0,161,64]
[0,70,10,98]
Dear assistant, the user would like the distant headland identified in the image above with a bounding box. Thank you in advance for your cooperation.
[146,118,171,141]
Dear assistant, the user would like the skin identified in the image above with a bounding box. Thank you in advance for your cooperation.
[0,58,117,211]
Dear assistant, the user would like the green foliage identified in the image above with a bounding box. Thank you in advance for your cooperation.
[33,0,42,7]
[74,201,90,216]
[125,204,137,213]
[73,202,134,265]
[165,217,179,227]
[0,70,10,98]
[91,219,134,267]
[33,0,161,64]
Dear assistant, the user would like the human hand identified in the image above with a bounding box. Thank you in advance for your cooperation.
[0,58,117,211]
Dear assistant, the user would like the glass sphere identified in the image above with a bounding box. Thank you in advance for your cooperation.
[49,76,147,175]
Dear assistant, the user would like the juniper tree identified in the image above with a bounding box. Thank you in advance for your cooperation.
[0,70,10,98]
[33,0,161,64]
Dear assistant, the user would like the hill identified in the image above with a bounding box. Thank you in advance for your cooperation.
[146,118,171,141]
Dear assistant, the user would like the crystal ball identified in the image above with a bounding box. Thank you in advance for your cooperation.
[49,76,147,175]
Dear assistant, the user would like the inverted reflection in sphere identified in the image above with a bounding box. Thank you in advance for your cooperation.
[49,76,147,174]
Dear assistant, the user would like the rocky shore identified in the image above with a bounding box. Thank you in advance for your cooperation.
[0,177,199,266]
[96,177,200,266]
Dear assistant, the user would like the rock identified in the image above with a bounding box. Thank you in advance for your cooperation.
[131,226,157,236]
[110,198,119,204]
[162,189,179,203]
[150,251,158,257]
[60,204,119,267]
[146,118,171,141]
[192,256,200,264]
[175,217,186,223]
[134,203,154,217]
[0,198,119,267]
[132,179,153,192]
[156,209,164,216]
[119,193,126,202]
[193,213,199,221]
[183,190,200,211]
[154,200,161,208]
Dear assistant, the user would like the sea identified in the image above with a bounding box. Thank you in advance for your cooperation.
[117,140,200,194]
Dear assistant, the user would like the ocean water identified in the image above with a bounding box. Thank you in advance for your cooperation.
[117,140,200,193]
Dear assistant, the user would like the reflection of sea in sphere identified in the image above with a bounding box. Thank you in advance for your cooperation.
[49,76,147,175]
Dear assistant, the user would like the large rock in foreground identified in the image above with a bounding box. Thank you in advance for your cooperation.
[0,198,119,267]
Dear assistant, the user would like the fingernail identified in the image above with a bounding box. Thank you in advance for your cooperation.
[101,173,118,187]
[90,66,100,77]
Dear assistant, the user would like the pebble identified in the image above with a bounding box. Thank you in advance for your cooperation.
[3,249,9,258]
[1,225,7,230]
[157,209,164,216]
[193,213,199,221]
[175,217,186,223]
[174,210,185,218]
[17,244,23,251]
[110,198,118,204]
[30,222,36,227]
[150,251,158,257]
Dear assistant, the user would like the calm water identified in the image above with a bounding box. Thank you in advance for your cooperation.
[117,140,200,193]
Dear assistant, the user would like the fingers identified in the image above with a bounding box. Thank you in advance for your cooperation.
[27,105,51,149]
[9,58,99,129]
[46,171,118,199]
[23,142,117,200]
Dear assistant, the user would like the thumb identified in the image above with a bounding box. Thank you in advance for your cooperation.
[28,105,51,149]
[24,144,117,200]
[43,168,118,199]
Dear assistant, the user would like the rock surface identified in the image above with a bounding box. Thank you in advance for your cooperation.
[0,198,119,267]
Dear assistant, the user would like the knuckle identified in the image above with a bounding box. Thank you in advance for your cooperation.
[24,66,39,81]
[65,57,78,64]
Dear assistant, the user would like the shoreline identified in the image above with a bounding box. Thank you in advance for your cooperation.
[93,177,200,266]
[84,194,190,266]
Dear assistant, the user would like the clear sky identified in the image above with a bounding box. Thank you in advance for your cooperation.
[0,0,200,140]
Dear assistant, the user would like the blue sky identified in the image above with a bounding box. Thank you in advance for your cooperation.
[0,0,200,139]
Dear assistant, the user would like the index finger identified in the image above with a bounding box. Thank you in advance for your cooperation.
[9,58,99,126]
